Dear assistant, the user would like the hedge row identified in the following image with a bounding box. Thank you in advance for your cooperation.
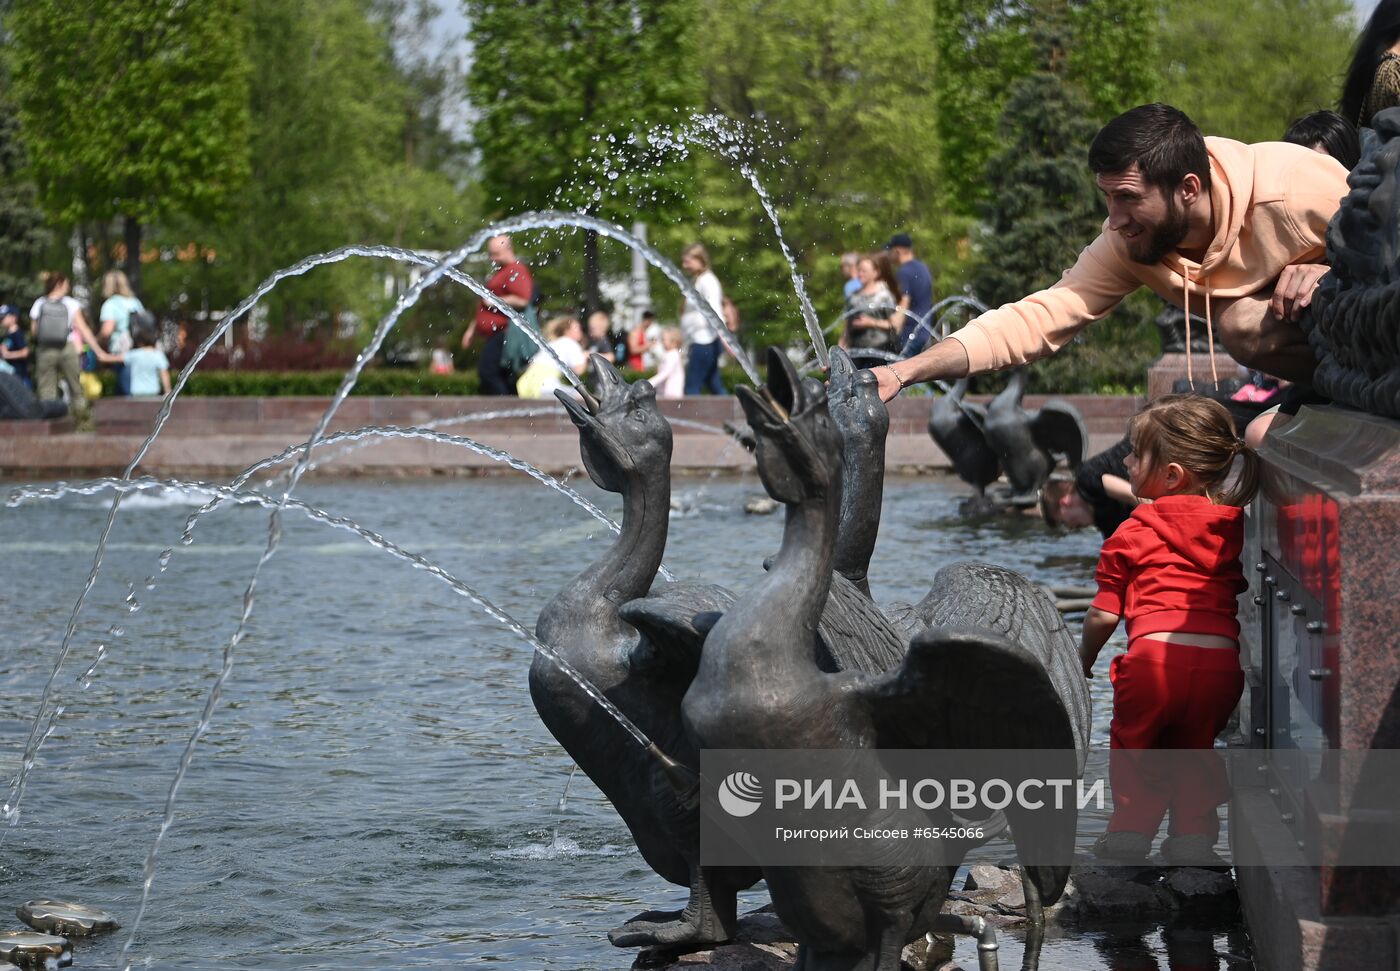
[93,359,1141,398]
[94,364,758,397]
[93,369,482,397]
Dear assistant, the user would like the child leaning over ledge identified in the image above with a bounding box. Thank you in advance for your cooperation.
[1079,393,1260,868]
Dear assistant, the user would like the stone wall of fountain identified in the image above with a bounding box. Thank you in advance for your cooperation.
[0,393,1142,481]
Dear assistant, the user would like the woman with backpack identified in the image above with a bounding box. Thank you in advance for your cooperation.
[29,272,102,424]
[98,270,150,396]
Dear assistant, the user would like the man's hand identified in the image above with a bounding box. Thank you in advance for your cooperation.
[460,323,476,350]
[874,365,904,402]
[1269,263,1330,322]
[870,339,971,402]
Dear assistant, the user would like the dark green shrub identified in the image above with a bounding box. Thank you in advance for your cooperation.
[89,369,482,397]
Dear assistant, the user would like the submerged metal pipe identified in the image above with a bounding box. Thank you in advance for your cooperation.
[929,913,999,971]
[1020,868,1046,971]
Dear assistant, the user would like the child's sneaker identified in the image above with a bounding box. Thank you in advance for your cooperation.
[1160,834,1230,869]
[1091,831,1152,863]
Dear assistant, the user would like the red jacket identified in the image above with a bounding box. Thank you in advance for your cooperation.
[1091,494,1248,641]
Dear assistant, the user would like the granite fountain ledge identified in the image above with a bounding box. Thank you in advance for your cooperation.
[0,395,1138,479]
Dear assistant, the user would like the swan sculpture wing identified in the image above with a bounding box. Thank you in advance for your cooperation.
[622,580,736,681]
[928,379,1000,493]
[907,562,1090,758]
[1029,399,1089,471]
[857,624,1081,907]
[631,571,906,681]
[815,571,908,674]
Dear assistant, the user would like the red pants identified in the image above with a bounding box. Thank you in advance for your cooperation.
[1107,638,1244,839]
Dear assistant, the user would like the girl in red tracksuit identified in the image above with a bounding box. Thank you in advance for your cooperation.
[1079,393,1260,866]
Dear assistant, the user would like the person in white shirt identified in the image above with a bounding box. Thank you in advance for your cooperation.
[678,243,726,395]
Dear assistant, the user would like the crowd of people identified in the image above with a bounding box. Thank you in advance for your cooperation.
[459,236,743,399]
[453,228,939,402]
[0,269,171,425]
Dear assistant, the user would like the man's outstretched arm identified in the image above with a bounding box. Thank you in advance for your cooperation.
[872,234,1138,402]
[875,339,970,402]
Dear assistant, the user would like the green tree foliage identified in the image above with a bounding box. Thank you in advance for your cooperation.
[971,46,1158,395]
[971,71,1102,308]
[679,0,952,350]
[466,0,696,313]
[6,0,252,295]
[0,2,54,301]
[148,0,473,338]
[0,98,53,305]
[934,0,1156,217]
[1157,0,1356,144]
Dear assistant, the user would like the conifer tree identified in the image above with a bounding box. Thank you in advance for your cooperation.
[970,25,1158,393]
[970,66,1101,307]
[0,98,51,304]
[934,0,1154,217]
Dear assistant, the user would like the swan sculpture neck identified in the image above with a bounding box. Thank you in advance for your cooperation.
[833,420,886,599]
[698,457,841,687]
[554,461,671,640]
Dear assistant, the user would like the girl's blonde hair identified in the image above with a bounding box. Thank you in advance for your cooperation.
[1129,393,1259,506]
[544,315,580,340]
[102,269,134,299]
[681,243,710,270]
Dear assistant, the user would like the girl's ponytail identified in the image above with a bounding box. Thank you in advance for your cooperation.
[1219,439,1261,507]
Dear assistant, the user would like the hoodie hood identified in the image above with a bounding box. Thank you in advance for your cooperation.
[1168,137,1253,281]
[1131,495,1243,572]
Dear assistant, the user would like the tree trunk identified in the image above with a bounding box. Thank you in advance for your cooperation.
[95,222,113,278]
[124,214,142,298]
[70,225,92,305]
[582,228,601,315]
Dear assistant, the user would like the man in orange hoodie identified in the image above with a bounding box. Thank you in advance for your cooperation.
[875,103,1351,401]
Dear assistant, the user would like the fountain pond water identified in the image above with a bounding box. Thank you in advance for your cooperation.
[0,472,1259,969]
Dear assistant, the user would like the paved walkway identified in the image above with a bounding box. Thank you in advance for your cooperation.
[0,395,1139,479]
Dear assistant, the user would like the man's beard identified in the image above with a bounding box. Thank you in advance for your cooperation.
[1127,195,1191,265]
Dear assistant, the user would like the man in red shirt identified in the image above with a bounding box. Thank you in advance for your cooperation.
[462,235,534,395]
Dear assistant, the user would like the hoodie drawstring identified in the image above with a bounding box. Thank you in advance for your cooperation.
[1181,268,1220,390]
